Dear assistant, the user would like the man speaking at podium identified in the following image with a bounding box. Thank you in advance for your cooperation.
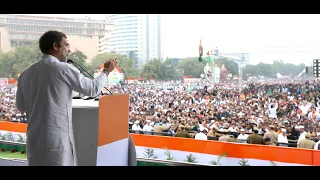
[16,30,117,166]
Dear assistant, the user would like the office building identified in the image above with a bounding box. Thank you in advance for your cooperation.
[106,14,162,67]
[0,14,113,62]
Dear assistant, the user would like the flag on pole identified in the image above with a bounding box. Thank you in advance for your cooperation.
[198,39,203,62]
[205,51,212,63]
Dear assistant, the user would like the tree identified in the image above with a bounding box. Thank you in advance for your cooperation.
[89,53,116,74]
[0,51,16,77]
[141,61,158,80]
[215,58,239,77]
[140,59,183,80]
[242,60,305,78]
[89,53,139,79]
[178,57,206,78]
[67,49,88,70]
[0,41,41,77]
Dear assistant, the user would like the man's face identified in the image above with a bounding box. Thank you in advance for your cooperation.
[54,37,70,62]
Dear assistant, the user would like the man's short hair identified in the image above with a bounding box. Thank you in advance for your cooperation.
[39,31,67,53]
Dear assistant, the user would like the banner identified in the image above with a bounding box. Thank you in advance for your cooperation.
[0,78,8,88]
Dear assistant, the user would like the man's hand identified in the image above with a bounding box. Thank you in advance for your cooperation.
[104,57,118,74]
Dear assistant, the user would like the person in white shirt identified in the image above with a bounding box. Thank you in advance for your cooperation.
[299,101,310,116]
[208,120,215,129]
[143,120,154,135]
[195,127,208,140]
[199,120,208,129]
[132,121,142,133]
[228,124,238,132]
[278,128,288,144]
[15,31,117,166]
[297,125,307,144]
[314,133,320,150]
[268,103,278,119]
[237,129,249,143]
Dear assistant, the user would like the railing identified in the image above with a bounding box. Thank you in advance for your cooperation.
[0,140,26,147]
[128,129,298,144]
[0,121,299,144]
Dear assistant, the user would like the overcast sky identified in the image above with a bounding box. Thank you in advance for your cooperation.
[25,14,320,65]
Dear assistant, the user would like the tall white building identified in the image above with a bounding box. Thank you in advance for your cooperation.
[106,14,162,67]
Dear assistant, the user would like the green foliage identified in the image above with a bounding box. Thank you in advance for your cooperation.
[0,133,7,140]
[0,42,306,81]
[163,147,174,160]
[238,158,250,166]
[243,60,305,79]
[210,152,228,166]
[67,49,89,70]
[270,161,277,166]
[0,41,41,77]
[141,59,183,80]
[215,58,239,76]
[178,57,306,79]
[184,154,197,163]
[178,57,206,78]
[0,43,140,79]
[143,148,157,159]
[16,134,25,143]
[89,53,139,78]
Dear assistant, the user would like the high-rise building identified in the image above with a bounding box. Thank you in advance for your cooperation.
[106,14,162,67]
[0,14,113,61]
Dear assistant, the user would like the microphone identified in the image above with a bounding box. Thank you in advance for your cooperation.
[67,59,113,96]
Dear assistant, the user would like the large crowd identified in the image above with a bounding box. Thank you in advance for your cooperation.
[1,77,320,150]
[0,88,27,123]
[123,77,320,150]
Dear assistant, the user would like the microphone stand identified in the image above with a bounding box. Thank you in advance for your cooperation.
[67,60,113,101]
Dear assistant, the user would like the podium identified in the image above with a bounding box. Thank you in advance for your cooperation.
[72,94,136,166]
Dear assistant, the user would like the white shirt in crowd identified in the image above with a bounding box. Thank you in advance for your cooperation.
[268,103,278,119]
[228,127,238,132]
[132,124,142,131]
[277,133,288,144]
[297,131,306,144]
[143,124,154,132]
[195,132,207,140]
[299,104,310,115]
[237,133,249,141]
[314,141,320,150]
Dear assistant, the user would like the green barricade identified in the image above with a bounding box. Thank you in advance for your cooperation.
[0,143,26,152]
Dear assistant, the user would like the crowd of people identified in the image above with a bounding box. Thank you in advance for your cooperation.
[124,77,320,150]
[0,88,27,123]
[1,76,320,150]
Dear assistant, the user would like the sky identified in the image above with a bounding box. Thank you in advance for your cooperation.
[24,14,320,65]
